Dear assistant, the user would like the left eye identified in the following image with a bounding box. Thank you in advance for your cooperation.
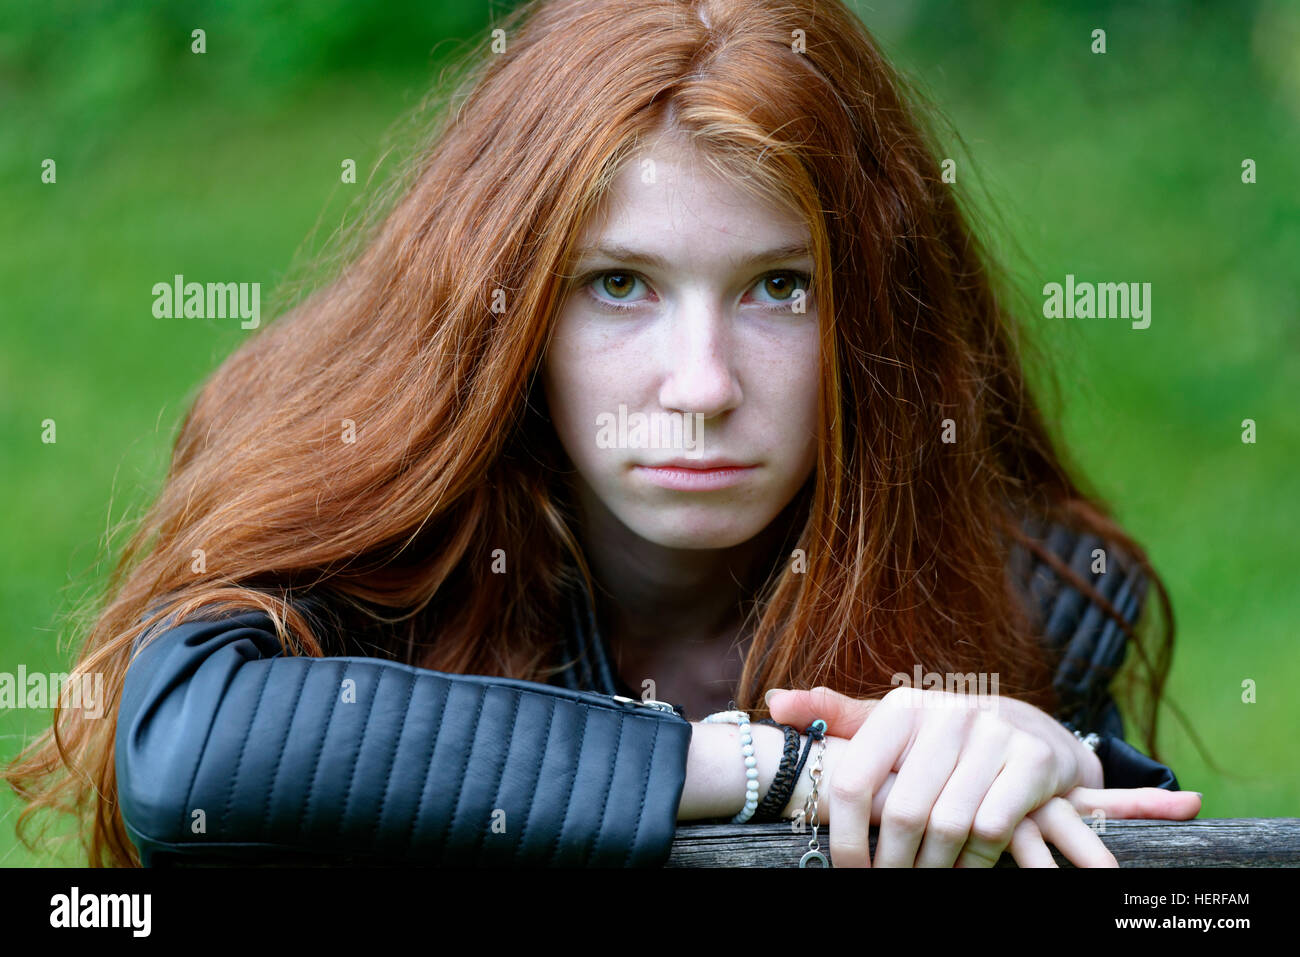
[751,271,809,304]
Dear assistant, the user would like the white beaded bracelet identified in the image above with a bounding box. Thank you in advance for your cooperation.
[701,709,761,823]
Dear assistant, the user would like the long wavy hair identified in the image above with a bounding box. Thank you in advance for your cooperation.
[6,0,1176,867]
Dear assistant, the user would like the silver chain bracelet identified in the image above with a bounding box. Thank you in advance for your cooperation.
[789,718,829,867]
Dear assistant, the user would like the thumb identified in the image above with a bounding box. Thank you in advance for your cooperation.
[767,686,877,737]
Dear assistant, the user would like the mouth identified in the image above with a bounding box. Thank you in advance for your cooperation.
[632,460,758,491]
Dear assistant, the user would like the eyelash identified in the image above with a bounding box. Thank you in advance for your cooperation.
[579,270,812,314]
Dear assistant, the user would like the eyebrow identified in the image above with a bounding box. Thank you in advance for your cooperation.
[572,241,812,271]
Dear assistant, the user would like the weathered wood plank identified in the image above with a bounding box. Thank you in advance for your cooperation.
[666,819,1300,867]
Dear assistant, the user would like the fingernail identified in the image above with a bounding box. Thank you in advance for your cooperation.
[1192,791,1203,798]
[764,688,786,707]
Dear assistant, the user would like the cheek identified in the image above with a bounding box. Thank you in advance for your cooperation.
[758,333,820,463]
[799,359,821,439]
[801,362,822,467]
[541,340,582,451]
[544,367,586,460]
[790,393,819,480]
[542,327,617,468]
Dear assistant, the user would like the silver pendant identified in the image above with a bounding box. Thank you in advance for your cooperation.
[799,848,829,868]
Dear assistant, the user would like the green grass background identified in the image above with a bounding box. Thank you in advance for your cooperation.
[2,0,1296,865]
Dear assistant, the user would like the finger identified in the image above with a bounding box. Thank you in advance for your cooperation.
[872,770,897,820]
[768,686,879,738]
[1006,816,1057,868]
[821,769,898,826]
[955,734,1056,867]
[1031,796,1118,867]
[826,694,918,868]
[873,708,968,867]
[913,713,1011,868]
[1061,786,1202,822]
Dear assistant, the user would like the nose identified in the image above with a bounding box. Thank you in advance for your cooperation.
[656,301,742,418]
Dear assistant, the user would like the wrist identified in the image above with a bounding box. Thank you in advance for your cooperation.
[749,723,786,817]
[781,732,836,823]
[782,733,811,819]
[678,720,786,821]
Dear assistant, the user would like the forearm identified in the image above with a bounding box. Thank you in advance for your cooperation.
[678,722,793,821]
[122,609,692,866]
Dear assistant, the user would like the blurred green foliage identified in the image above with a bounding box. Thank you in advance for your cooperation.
[2,0,1296,866]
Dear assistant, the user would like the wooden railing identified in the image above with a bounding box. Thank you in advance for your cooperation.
[667,819,1300,867]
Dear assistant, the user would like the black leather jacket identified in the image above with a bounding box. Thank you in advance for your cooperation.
[116,520,1178,867]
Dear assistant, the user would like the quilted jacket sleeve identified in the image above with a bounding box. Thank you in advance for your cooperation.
[1016,519,1180,791]
[115,607,692,866]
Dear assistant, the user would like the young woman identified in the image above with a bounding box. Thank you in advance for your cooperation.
[5,0,1198,868]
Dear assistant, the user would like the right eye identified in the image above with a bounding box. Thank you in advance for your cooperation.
[583,271,654,312]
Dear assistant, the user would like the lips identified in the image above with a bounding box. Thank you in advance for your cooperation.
[632,460,759,491]
[640,457,754,469]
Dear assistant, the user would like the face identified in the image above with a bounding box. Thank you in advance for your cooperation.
[542,133,821,550]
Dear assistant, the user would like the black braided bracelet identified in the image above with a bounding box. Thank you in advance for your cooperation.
[753,718,801,822]
[786,720,825,801]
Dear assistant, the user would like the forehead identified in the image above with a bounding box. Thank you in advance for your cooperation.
[578,133,809,250]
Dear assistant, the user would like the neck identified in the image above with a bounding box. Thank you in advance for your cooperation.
[570,479,792,654]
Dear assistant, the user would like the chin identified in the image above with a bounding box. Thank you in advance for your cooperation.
[622,509,774,550]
